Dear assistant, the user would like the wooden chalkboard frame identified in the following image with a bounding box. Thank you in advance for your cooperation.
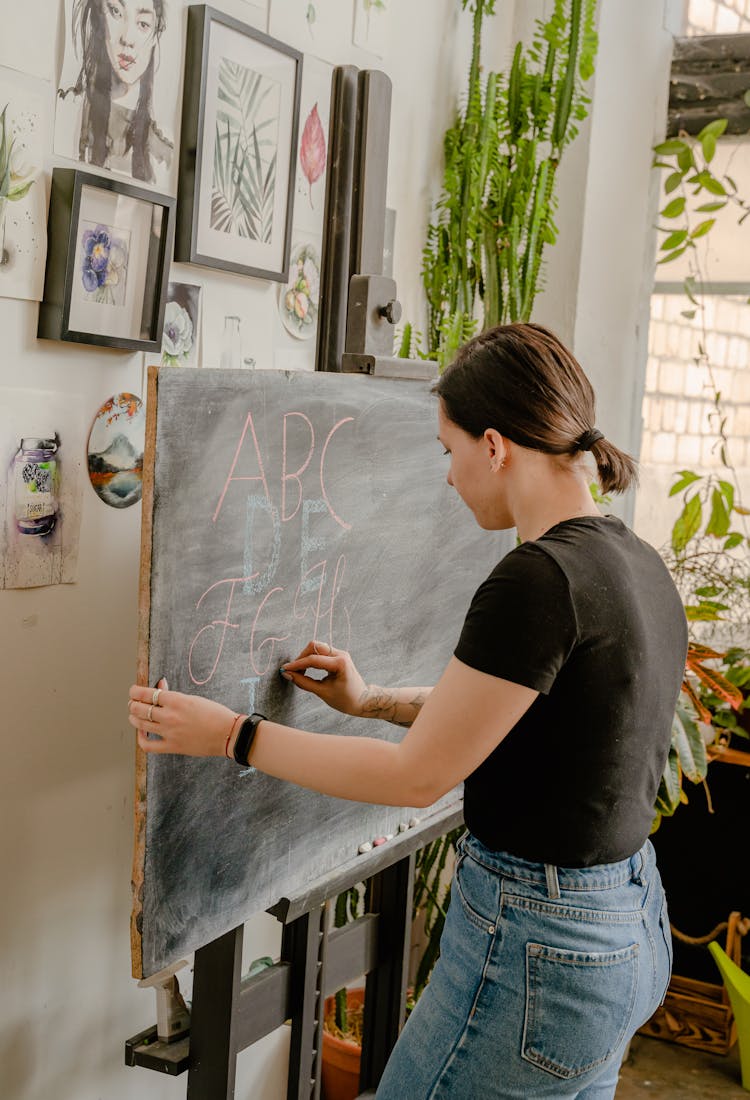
[131,365,160,976]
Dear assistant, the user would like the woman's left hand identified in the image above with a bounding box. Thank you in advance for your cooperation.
[128,678,240,757]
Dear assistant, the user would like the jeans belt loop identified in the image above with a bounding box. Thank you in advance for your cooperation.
[631,849,644,886]
[545,863,561,900]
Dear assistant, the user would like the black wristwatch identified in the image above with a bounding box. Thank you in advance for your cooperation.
[232,712,267,766]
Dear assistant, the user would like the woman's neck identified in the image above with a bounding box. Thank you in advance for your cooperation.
[508,460,602,543]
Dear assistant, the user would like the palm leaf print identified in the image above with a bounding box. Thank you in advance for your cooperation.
[210,59,280,242]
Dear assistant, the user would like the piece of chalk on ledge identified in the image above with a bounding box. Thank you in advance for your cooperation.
[358,842,372,854]
[373,836,388,847]
[398,822,409,833]
[385,833,394,841]
[408,817,420,828]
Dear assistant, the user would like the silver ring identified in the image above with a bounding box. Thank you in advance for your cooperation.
[152,688,161,706]
[147,705,154,722]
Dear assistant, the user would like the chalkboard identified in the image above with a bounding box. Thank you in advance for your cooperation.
[131,366,509,978]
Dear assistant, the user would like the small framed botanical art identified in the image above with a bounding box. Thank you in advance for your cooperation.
[175,6,303,282]
[38,169,175,352]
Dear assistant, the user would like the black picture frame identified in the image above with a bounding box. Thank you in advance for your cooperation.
[175,5,303,282]
[38,168,175,352]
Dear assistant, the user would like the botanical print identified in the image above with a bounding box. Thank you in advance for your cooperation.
[0,68,49,302]
[55,0,178,190]
[279,241,319,339]
[299,103,326,208]
[211,58,280,242]
[353,0,389,55]
[161,282,202,368]
[87,392,144,509]
[292,56,332,238]
[79,221,130,306]
[0,390,84,589]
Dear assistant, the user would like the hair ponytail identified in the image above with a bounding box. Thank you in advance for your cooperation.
[588,437,638,495]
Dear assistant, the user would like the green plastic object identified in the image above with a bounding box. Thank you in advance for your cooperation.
[709,940,750,1091]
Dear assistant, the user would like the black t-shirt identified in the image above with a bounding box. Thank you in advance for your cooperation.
[455,515,688,867]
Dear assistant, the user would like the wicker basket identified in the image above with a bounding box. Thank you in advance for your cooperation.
[639,910,748,1054]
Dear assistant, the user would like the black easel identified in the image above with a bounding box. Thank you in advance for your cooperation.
[126,804,462,1097]
[125,61,447,1096]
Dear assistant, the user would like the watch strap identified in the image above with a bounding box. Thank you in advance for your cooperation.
[232,712,266,766]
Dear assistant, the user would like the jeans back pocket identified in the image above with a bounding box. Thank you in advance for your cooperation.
[522,940,639,1079]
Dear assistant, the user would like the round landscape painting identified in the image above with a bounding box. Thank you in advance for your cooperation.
[87,393,145,509]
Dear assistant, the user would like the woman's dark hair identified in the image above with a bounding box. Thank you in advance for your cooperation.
[63,0,165,182]
[433,322,638,495]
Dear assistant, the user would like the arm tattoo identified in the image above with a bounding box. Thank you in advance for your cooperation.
[359,686,429,727]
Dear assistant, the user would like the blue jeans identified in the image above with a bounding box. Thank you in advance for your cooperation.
[376,833,672,1099]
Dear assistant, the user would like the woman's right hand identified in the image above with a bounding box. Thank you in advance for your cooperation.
[280,641,369,717]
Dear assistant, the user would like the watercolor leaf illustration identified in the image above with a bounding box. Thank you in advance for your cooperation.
[211,60,279,242]
[299,103,326,207]
[0,104,36,204]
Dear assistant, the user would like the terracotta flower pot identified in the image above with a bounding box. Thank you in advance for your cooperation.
[321,988,364,1100]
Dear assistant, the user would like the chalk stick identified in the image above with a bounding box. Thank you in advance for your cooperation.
[372,836,387,847]
[398,822,409,833]
[408,817,420,828]
[358,842,372,854]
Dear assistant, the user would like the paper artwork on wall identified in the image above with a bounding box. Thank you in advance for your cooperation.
[352,0,389,56]
[0,389,84,589]
[273,231,318,370]
[268,0,353,64]
[293,56,332,239]
[161,282,203,367]
[278,239,319,340]
[87,392,145,509]
[0,67,51,302]
[54,0,180,192]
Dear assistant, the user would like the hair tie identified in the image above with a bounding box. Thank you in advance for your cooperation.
[577,428,604,452]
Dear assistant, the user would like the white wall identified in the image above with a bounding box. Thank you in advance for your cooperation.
[0,2,683,1098]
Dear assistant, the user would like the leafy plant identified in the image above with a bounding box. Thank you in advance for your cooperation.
[422,0,598,367]
[410,828,461,1006]
[647,118,750,829]
[329,885,363,1038]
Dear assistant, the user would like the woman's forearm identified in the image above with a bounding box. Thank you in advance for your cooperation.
[247,720,433,807]
[358,685,432,726]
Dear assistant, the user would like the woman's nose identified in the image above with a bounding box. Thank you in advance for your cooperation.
[119,18,135,45]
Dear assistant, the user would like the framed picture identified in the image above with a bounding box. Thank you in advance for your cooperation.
[175,6,303,282]
[38,169,175,353]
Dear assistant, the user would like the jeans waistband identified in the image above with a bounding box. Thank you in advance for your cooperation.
[458,833,655,894]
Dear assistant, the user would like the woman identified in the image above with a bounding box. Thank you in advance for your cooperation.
[58,0,172,183]
[129,323,687,1099]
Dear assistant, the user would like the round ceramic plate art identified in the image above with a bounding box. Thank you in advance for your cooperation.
[278,242,320,340]
[87,392,145,508]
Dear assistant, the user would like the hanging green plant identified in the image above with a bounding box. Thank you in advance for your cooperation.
[422,0,598,367]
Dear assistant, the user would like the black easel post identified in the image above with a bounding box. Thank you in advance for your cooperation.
[186,925,244,1099]
[359,853,415,1090]
[283,905,328,1100]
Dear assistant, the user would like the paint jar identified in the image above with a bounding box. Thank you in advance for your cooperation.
[220,315,242,370]
[14,437,59,536]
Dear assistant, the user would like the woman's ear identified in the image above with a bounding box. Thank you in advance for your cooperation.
[484,429,507,472]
